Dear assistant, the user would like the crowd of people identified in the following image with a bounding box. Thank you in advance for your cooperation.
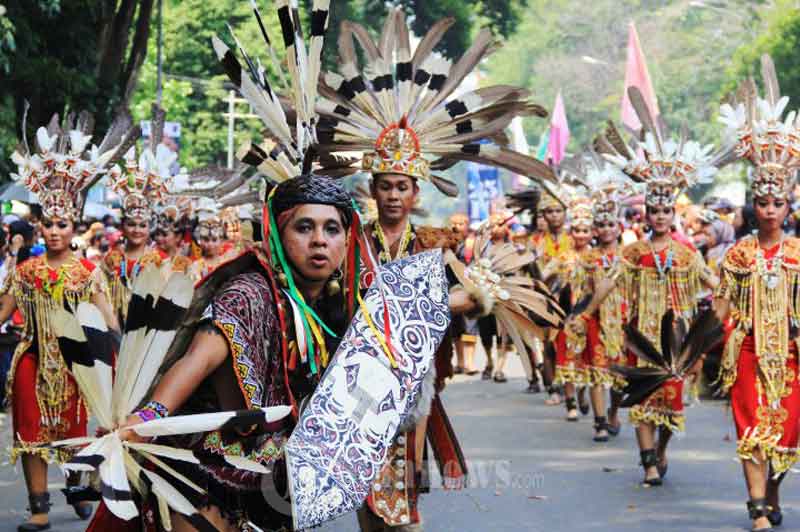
[1,4,798,532]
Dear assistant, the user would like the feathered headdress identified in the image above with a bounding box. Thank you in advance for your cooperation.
[718,54,800,199]
[212,0,331,183]
[315,8,554,196]
[192,197,225,242]
[561,151,634,224]
[212,1,364,376]
[596,87,718,208]
[566,191,593,229]
[220,206,242,240]
[108,104,173,221]
[11,109,134,221]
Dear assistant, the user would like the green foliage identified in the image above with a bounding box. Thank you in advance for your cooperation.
[723,1,800,101]
[485,0,772,152]
[131,0,527,172]
[0,0,154,181]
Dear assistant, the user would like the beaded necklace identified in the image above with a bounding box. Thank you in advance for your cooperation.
[374,220,413,263]
[119,252,142,288]
[41,255,72,302]
[755,235,784,290]
[600,251,619,270]
[543,231,571,259]
[649,239,674,281]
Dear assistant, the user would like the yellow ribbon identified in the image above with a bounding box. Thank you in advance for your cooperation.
[356,291,397,368]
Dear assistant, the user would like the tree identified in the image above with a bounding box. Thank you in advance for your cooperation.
[130,0,529,172]
[485,0,773,155]
[0,1,156,178]
[723,1,800,101]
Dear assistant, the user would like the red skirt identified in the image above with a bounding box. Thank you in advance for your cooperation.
[11,352,87,463]
[580,316,632,389]
[629,377,685,432]
[730,335,800,474]
[553,329,584,385]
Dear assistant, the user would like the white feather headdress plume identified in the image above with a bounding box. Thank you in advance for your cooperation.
[718,54,800,198]
[213,0,332,184]
[107,103,174,221]
[10,107,134,220]
[560,151,634,224]
[596,88,720,208]
[49,266,292,527]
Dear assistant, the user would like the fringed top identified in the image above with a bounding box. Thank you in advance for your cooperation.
[578,248,625,360]
[621,239,707,350]
[3,256,106,441]
[715,235,800,401]
[102,248,165,322]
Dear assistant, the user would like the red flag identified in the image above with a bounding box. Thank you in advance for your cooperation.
[621,22,659,132]
[546,91,570,166]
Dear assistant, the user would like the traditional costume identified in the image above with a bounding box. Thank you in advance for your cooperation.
[564,156,634,392]
[552,185,594,391]
[716,56,800,476]
[599,88,719,435]
[102,104,172,321]
[311,6,563,528]
[6,109,127,524]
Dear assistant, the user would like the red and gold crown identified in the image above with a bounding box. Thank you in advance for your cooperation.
[362,118,432,183]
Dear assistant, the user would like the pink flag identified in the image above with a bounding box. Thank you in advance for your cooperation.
[546,91,569,166]
[621,21,659,132]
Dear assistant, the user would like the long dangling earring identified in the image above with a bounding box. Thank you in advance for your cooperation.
[327,268,343,296]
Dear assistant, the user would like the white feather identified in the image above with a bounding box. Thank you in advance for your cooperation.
[132,406,293,437]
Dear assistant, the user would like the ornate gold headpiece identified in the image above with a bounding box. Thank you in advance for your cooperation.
[11,111,130,221]
[719,55,800,199]
[597,88,718,208]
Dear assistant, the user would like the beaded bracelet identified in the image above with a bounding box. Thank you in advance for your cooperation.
[136,400,169,423]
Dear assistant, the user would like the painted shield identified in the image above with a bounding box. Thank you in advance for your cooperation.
[285,250,451,530]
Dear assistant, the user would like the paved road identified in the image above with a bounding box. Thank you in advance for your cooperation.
[1,349,797,531]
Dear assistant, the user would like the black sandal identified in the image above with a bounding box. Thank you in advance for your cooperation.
[768,508,783,528]
[525,380,541,394]
[593,416,609,442]
[640,449,662,487]
[747,498,775,532]
[481,366,493,380]
[606,408,621,436]
[18,492,51,532]
[578,388,590,415]
[565,397,579,421]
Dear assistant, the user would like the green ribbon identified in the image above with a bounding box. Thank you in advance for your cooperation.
[266,198,339,373]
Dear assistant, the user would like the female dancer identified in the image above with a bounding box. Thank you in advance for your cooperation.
[554,192,594,419]
[103,137,171,321]
[588,98,718,486]
[2,113,120,531]
[715,57,800,532]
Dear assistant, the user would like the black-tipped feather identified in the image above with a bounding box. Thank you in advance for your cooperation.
[618,310,724,407]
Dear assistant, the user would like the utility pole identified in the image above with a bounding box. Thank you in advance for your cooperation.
[156,0,163,104]
[224,90,259,169]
